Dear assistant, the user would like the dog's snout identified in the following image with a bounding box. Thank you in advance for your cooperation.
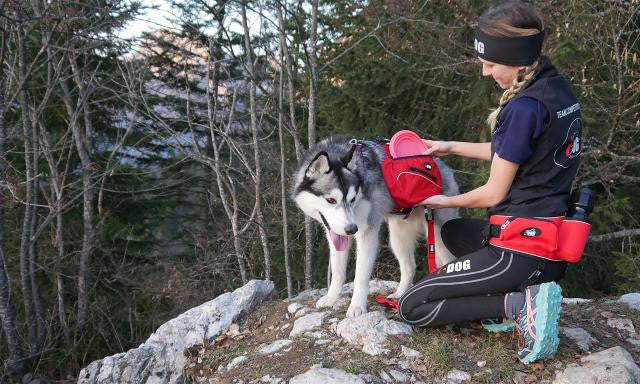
[345,224,358,235]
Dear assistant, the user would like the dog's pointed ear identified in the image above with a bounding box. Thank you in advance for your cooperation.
[306,151,330,178]
[341,144,357,170]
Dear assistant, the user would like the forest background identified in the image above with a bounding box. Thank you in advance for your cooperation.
[0,0,638,382]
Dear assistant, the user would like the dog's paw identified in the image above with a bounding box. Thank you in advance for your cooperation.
[387,286,408,300]
[346,303,367,318]
[387,291,403,299]
[316,294,339,308]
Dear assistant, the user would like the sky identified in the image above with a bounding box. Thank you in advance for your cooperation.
[118,0,175,40]
[117,0,263,41]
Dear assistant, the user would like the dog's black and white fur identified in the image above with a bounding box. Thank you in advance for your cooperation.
[292,137,459,317]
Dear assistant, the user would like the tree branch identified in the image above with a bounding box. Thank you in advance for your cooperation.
[589,229,640,242]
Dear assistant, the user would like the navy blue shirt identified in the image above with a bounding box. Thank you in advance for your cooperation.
[493,97,550,164]
[489,57,581,218]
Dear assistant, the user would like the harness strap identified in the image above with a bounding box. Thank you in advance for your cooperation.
[426,208,436,273]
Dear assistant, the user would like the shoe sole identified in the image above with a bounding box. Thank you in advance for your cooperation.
[519,282,563,365]
[482,319,515,333]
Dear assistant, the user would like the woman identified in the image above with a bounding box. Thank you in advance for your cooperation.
[398,1,583,364]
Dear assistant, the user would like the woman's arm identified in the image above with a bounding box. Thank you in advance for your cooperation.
[423,141,492,161]
[420,154,519,208]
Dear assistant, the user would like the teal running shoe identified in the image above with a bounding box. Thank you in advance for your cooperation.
[481,317,515,333]
[514,282,563,364]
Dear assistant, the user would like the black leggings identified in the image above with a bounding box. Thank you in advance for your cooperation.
[397,218,567,327]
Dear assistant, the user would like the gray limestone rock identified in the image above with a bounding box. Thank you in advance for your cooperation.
[362,343,389,356]
[379,370,393,383]
[226,355,248,370]
[287,303,305,314]
[289,312,330,337]
[336,311,412,356]
[288,288,327,302]
[257,339,293,355]
[289,368,365,384]
[553,346,640,384]
[400,345,421,360]
[562,298,592,305]
[619,293,640,311]
[559,326,598,351]
[446,369,471,384]
[340,280,399,296]
[627,337,640,347]
[77,280,275,384]
[388,369,408,383]
[259,374,283,383]
[607,318,637,335]
[358,373,382,384]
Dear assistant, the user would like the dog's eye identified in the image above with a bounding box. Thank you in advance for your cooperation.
[326,198,337,204]
[350,196,356,203]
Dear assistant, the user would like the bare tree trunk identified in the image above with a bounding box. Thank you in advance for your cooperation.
[0,28,26,378]
[277,32,293,298]
[206,37,248,284]
[275,1,303,162]
[27,88,46,350]
[0,247,25,376]
[54,190,66,328]
[230,192,247,284]
[308,0,318,149]
[303,0,320,290]
[240,2,272,280]
[29,175,46,352]
[40,126,71,345]
[75,115,94,327]
[59,53,95,326]
[277,0,312,291]
[16,25,39,354]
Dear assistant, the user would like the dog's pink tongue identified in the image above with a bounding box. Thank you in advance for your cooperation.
[330,230,349,251]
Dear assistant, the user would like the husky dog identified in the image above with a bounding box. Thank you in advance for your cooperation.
[292,136,460,317]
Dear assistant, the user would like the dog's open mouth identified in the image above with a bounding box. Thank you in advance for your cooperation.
[329,230,349,251]
[319,212,349,251]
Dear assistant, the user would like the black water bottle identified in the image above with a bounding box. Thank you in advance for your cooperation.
[567,187,594,221]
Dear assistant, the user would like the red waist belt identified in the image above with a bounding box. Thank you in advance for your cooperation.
[487,215,590,263]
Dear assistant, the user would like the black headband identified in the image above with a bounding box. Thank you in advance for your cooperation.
[474,28,544,66]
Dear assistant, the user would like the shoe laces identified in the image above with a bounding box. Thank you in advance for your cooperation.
[515,287,538,350]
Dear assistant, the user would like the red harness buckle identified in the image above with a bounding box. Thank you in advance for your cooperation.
[375,296,399,311]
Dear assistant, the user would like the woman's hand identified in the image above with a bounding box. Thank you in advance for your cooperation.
[422,140,453,156]
[420,194,451,209]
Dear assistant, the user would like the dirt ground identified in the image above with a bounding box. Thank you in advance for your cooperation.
[183,294,639,384]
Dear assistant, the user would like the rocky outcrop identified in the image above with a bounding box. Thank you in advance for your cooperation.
[79,279,640,384]
[77,280,275,384]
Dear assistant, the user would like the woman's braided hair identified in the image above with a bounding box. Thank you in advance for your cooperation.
[478,1,545,132]
[487,59,541,132]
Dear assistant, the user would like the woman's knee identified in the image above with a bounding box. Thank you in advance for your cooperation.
[398,285,433,321]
